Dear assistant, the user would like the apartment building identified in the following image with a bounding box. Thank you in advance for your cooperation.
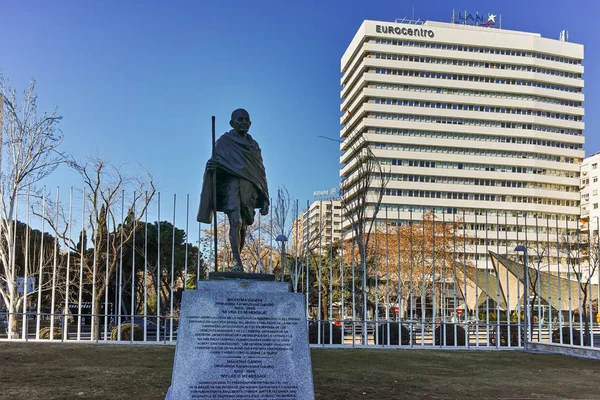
[291,200,342,254]
[580,153,600,231]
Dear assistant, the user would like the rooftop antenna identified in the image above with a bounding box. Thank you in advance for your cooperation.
[452,9,455,24]
[499,14,502,29]
[560,30,569,42]
[412,6,415,20]
[464,10,467,25]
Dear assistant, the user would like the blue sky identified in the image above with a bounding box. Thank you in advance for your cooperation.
[1,0,598,211]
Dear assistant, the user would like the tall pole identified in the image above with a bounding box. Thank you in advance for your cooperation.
[0,94,4,181]
[276,235,287,282]
[515,245,529,350]
[212,116,218,272]
[280,241,286,283]
[523,249,529,350]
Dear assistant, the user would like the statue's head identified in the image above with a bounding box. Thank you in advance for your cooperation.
[230,108,251,134]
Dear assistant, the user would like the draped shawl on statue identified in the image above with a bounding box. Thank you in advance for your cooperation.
[197,130,269,223]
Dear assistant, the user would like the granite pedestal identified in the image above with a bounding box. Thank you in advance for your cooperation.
[166,278,314,400]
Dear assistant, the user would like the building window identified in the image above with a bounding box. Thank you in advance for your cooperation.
[374,68,581,94]
[595,203,599,209]
[593,163,598,169]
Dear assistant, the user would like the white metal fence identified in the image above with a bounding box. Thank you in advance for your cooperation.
[0,189,598,350]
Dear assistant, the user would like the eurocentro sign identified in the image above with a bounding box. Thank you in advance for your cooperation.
[376,24,435,38]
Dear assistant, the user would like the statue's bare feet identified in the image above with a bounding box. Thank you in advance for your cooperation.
[231,264,244,273]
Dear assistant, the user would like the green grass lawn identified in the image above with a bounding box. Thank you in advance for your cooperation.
[1,343,599,399]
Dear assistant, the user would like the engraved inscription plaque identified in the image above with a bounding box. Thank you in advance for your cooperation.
[166,281,314,400]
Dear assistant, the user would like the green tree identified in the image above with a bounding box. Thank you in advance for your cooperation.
[123,220,204,319]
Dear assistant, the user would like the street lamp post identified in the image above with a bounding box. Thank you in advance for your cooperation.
[276,235,288,283]
[515,245,529,350]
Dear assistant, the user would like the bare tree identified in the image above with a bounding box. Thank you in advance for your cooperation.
[272,186,298,284]
[522,239,551,340]
[0,76,67,338]
[287,198,307,293]
[559,223,600,345]
[340,138,390,344]
[243,216,272,273]
[45,158,155,339]
[201,216,272,273]
[581,228,600,344]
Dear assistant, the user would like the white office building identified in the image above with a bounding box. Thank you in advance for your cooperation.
[340,18,584,267]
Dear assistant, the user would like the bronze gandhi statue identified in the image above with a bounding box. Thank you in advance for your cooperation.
[197,109,269,272]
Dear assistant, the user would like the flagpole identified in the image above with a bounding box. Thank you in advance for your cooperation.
[212,116,218,272]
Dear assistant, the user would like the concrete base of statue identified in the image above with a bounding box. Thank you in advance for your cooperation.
[165,276,314,400]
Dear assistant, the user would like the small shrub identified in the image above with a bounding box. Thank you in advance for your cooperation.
[308,321,342,344]
[552,327,582,345]
[434,324,466,346]
[111,323,144,341]
[478,312,497,322]
[39,327,63,340]
[490,324,525,347]
[510,312,524,323]
[376,322,411,345]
